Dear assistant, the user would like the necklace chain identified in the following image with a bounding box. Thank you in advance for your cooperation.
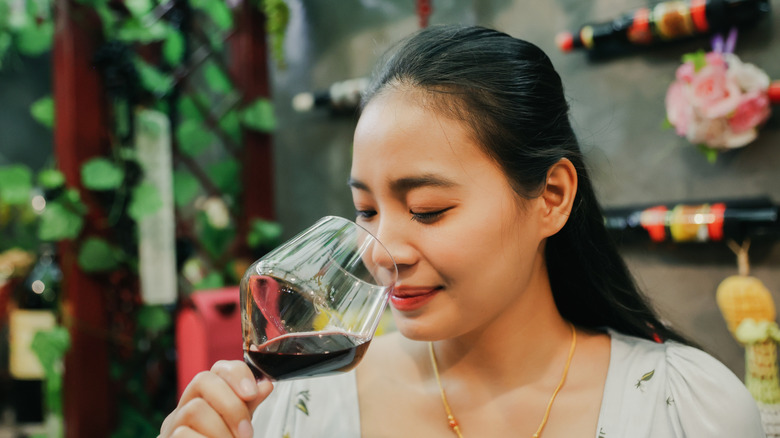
[428,323,577,438]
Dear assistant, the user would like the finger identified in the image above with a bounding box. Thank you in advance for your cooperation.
[166,424,207,438]
[209,360,275,418]
[247,378,274,414]
[168,398,233,437]
[209,360,275,414]
[176,371,254,438]
[209,360,260,402]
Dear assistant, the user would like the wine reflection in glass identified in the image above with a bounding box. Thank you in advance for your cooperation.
[240,216,397,381]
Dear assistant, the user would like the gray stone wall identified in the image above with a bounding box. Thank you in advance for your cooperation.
[269,0,780,377]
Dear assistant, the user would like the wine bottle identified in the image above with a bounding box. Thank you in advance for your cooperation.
[556,0,771,54]
[603,197,779,243]
[8,243,61,425]
[291,77,369,114]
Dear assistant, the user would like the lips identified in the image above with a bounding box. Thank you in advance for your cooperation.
[390,286,441,312]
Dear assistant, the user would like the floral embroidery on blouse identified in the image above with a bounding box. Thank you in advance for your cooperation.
[635,369,655,392]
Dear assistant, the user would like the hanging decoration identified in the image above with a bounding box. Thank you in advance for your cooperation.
[664,29,778,161]
[556,0,770,57]
[716,240,780,437]
[416,0,432,28]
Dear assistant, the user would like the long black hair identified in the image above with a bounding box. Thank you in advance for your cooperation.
[362,24,686,344]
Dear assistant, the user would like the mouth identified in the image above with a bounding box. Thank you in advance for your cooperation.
[389,286,442,312]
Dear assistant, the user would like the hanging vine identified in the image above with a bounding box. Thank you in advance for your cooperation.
[0,0,290,434]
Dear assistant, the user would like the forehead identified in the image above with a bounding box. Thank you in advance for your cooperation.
[352,90,500,181]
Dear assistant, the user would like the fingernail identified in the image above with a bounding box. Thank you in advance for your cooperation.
[240,378,257,398]
[238,419,254,438]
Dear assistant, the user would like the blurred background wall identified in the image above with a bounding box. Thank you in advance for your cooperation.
[266,0,780,377]
[1,0,778,382]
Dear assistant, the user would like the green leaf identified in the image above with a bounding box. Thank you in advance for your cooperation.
[203,61,232,94]
[38,169,65,189]
[175,119,214,156]
[124,0,152,17]
[0,165,33,205]
[117,18,168,43]
[194,272,224,290]
[31,327,70,416]
[81,158,125,190]
[30,95,55,129]
[263,0,290,67]
[62,188,88,215]
[134,57,174,96]
[16,22,54,56]
[31,327,70,373]
[247,218,282,248]
[38,201,84,241]
[697,145,719,164]
[219,110,242,143]
[240,98,276,132]
[128,182,162,221]
[136,305,172,332]
[177,96,203,121]
[77,237,121,272]
[163,29,185,65]
[660,117,673,131]
[94,3,117,38]
[0,32,12,67]
[196,211,234,258]
[206,159,240,197]
[681,50,707,72]
[206,0,233,31]
[173,169,200,207]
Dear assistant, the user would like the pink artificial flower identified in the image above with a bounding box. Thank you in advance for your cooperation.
[665,80,692,136]
[689,64,741,119]
[676,62,696,83]
[705,51,726,69]
[664,45,772,153]
[728,90,771,133]
[686,115,728,147]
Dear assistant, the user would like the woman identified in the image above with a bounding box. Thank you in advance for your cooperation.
[160,25,764,438]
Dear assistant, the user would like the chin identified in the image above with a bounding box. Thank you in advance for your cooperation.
[391,309,451,342]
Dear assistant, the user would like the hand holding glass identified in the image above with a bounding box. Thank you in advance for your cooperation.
[240,216,397,381]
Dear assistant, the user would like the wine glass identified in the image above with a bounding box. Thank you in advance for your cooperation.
[240,216,397,381]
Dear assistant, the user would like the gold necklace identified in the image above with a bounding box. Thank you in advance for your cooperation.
[428,322,577,438]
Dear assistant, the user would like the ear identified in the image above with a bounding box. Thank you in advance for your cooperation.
[539,158,578,238]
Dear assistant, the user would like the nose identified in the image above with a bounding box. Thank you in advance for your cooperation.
[372,217,415,275]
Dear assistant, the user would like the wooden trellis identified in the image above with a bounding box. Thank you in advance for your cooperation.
[52,0,274,435]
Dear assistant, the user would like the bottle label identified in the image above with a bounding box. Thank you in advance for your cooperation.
[627,8,653,45]
[639,203,727,243]
[653,1,695,40]
[9,309,56,379]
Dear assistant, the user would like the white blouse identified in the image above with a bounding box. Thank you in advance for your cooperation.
[252,330,766,437]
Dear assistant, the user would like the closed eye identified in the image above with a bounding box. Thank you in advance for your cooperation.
[355,209,377,219]
[410,207,453,224]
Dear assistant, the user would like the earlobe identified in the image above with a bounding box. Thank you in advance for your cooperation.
[540,158,578,237]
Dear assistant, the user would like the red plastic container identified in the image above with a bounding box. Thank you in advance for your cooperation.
[176,287,242,398]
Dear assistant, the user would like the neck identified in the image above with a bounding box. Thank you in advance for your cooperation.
[430,280,572,388]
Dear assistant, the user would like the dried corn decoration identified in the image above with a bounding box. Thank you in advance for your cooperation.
[716,240,780,437]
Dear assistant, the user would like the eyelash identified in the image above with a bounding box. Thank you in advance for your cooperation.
[355,207,452,224]
[355,209,376,219]
[410,207,451,224]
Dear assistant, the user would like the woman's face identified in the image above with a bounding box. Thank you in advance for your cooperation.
[350,90,551,341]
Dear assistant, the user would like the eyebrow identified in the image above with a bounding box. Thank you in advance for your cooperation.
[348,174,458,195]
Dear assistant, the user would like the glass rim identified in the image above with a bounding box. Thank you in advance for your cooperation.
[318,215,398,286]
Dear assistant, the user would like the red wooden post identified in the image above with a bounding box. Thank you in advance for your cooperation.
[231,2,276,233]
[52,0,114,436]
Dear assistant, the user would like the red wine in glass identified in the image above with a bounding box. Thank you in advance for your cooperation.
[244,331,371,380]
